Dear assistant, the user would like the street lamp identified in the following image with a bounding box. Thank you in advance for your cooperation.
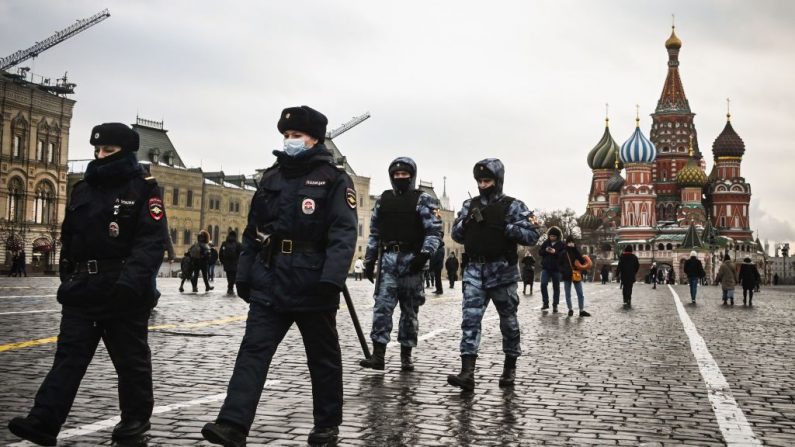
[783,243,790,281]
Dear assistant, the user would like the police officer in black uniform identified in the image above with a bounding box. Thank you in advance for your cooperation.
[8,123,167,446]
[201,106,358,447]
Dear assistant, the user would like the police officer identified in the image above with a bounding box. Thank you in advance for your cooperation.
[447,158,540,391]
[359,157,443,372]
[201,106,357,447]
[8,123,166,445]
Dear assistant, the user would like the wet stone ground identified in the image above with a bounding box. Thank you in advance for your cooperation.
[1,276,794,446]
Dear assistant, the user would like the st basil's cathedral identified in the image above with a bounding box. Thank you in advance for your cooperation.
[578,26,763,281]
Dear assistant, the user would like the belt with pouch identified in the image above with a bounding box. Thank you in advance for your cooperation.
[467,255,509,264]
[73,258,126,275]
[381,242,421,254]
[271,237,325,255]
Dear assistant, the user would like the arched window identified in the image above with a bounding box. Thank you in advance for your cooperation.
[666,243,673,250]
[658,243,665,250]
[213,225,220,245]
[12,115,27,159]
[48,142,56,163]
[34,181,55,224]
[7,177,25,222]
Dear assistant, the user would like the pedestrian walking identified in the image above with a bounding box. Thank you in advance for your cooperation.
[738,257,760,306]
[715,253,737,306]
[683,251,706,304]
[445,253,460,289]
[189,231,213,292]
[617,245,639,307]
[208,243,218,282]
[773,273,779,285]
[359,157,443,372]
[353,256,364,281]
[649,262,658,289]
[178,251,193,293]
[7,251,19,277]
[8,122,167,445]
[431,241,445,295]
[600,263,610,284]
[201,106,357,447]
[521,252,535,295]
[447,158,540,391]
[539,226,565,312]
[561,237,591,317]
[219,231,242,295]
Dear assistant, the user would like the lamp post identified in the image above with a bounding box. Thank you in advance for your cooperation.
[783,243,790,281]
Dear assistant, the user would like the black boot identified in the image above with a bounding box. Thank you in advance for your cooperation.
[400,346,414,372]
[498,355,517,388]
[8,416,58,446]
[308,426,339,444]
[201,421,247,447]
[112,419,150,440]
[359,342,386,370]
[447,355,476,391]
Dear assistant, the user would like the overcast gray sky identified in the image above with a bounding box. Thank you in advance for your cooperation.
[2,0,793,249]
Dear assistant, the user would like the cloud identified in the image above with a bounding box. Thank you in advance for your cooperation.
[750,198,795,242]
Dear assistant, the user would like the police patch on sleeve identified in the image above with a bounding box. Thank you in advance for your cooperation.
[148,197,164,221]
[346,188,357,209]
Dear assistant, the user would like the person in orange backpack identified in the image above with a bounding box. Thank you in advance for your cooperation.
[561,236,591,317]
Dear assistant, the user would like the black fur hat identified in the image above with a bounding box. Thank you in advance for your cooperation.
[277,106,328,143]
[89,123,139,152]
[547,226,562,239]
[623,245,633,253]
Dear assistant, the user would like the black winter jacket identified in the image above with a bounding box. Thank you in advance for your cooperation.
[738,262,760,289]
[617,253,640,283]
[539,239,565,272]
[683,257,706,279]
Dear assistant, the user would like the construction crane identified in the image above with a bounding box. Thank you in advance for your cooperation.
[0,9,111,71]
[326,112,371,140]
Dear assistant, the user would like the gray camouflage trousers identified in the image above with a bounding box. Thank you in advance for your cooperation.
[460,282,521,357]
[370,270,425,347]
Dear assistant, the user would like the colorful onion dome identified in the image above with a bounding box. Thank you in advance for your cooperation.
[587,119,623,170]
[712,115,745,158]
[606,169,625,192]
[620,117,657,164]
[677,142,708,188]
[665,26,682,49]
[578,211,602,230]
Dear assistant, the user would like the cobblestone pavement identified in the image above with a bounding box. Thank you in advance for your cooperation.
[1,277,794,446]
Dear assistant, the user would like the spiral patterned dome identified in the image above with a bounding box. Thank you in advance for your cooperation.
[587,123,622,170]
[578,212,602,230]
[712,118,745,158]
[677,155,708,188]
[620,124,657,164]
[606,169,625,192]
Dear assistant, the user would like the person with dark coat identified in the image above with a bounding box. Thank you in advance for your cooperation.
[179,251,193,293]
[445,253,460,289]
[560,237,591,317]
[520,252,535,294]
[7,251,19,277]
[773,273,779,285]
[18,249,28,277]
[538,226,565,311]
[738,257,761,306]
[600,263,610,284]
[8,122,166,445]
[201,106,357,447]
[683,250,706,304]
[649,262,658,289]
[430,241,445,294]
[219,231,242,296]
[617,245,639,307]
[189,231,213,293]
[208,243,219,282]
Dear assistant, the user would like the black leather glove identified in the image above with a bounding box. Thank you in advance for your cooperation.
[317,282,340,298]
[112,283,138,308]
[364,261,375,283]
[236,281,251,303]
[409,252,430,274]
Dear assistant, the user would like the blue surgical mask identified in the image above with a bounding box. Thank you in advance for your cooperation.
[283,138,307,156]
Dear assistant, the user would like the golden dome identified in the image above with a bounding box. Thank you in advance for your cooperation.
[665,26,682,49]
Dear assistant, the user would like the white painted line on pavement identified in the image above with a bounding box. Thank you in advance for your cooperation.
[668,285,761,446]
[0,295,55,300]
[9,380,281,446]
[0,309,59,316]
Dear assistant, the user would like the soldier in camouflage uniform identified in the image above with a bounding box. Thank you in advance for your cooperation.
[447,158,540,391]
[360,157,443,372]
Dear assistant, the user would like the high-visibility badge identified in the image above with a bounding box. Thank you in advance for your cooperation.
[302,198,316,215]
[149,197,164,221]
[346,188,357,209]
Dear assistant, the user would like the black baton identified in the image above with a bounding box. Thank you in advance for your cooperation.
[342,284,371,359]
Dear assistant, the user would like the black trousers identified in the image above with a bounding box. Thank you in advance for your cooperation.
[218,302,342,431]
[29,310,153,430]
[226,270,237,292]
[433,268,443,293]
[622,281,634,303]
[191,262,211,290]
